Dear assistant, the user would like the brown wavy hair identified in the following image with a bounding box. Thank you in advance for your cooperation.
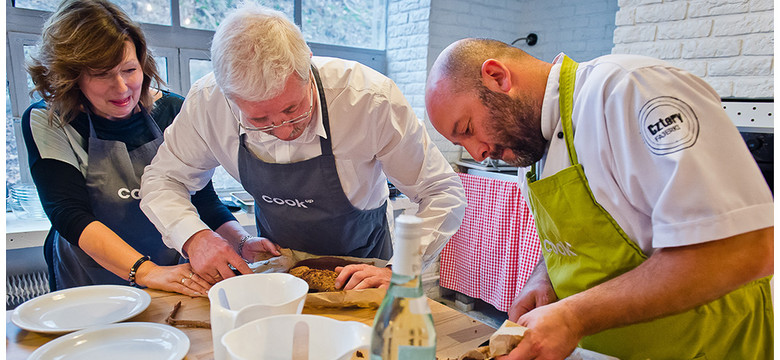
[27,0,163,126]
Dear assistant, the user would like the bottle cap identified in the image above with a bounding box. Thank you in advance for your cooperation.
[395,214,423,241]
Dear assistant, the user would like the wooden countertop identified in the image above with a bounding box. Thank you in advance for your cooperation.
[6,288,495,359]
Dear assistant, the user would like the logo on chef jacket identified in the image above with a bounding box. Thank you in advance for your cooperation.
[260,194,314,208]
[542,238,578,257]
[117,187,141,200]
[639,96,699,155]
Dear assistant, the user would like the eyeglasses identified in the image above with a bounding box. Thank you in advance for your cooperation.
[226,80,314,132]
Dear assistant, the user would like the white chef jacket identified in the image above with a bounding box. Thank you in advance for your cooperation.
[140,56,466,269]
[524,53,773,255]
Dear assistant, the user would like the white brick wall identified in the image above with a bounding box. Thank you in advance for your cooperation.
[426,0,527,161]
[499,0,620,69]
[386,0,772,161]
[612,0,774,98]
[386,0,433,148]
[387,0,618,163]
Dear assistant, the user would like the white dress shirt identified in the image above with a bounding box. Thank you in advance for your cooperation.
[526,53,773,255]
[141,56,466,269]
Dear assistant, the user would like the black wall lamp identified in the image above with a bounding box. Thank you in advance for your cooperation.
[511,33,538,46]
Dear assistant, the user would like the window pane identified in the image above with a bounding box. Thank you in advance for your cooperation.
[183,58,241,192]
[154,56,168,85]
[212,166,244,193]
[14,0,171,26]
[111,0,171,25]
[180,0,292,30]
[8,46,43,196]
[189,59,213,85]
[24,46,44,103]
[13,0,56,12]
[302,0,386,49]
[6,83,21,195]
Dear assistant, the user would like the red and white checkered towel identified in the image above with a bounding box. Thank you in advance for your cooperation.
[440,173,541,312]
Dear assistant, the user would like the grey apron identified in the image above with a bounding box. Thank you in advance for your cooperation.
[238,66,392,260]
[51,107,180,289]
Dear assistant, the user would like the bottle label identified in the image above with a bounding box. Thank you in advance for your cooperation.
[408,296,432,315]
[397,345,436,359]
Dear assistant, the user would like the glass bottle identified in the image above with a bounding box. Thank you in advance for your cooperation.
[370,214,436,360]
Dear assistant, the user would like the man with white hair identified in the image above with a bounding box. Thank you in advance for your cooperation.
[140,3,466,289]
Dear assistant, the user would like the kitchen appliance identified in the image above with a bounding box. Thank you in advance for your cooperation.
[721,98,773,193]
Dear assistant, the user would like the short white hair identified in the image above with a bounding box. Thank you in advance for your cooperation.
[211,2,311,102]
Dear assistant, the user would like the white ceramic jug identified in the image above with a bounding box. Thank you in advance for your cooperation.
[208,273,308,360]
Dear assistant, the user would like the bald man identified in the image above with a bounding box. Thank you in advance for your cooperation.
[425,38,773,360]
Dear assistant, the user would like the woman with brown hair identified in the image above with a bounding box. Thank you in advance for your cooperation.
[22,0,254,296]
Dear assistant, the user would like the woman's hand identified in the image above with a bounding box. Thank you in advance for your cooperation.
[136,262,211,297]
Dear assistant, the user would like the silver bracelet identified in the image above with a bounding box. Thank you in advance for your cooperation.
[237,235,253,260]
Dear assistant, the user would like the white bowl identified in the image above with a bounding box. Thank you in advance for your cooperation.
[222,314,371,360]
[209,273,310,360]
[208,273,309,314]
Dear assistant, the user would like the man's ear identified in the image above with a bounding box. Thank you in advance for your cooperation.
[481,59,512,93]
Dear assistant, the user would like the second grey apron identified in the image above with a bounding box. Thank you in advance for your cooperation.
[238,67,392,260]
[51,108,180,289]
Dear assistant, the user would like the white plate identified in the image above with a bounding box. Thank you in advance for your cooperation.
[11,285,151,333]
[28,322,190,360]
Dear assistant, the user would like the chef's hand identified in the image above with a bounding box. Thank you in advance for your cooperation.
[239,236,281,262]
[508,262,557,322]
[497,302,584,360]
[135,262,211,297]
[334,264,392,290]
[183,229,253,284]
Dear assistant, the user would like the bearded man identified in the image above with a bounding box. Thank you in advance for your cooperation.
[425,38,773,360]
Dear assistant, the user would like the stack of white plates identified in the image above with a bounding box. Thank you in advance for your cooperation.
[10,183,46,219]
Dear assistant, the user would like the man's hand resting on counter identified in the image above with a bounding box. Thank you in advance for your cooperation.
[334,264,392,290]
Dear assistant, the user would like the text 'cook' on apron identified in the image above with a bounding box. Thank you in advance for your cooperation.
[51,106,180,290]
[237,66,392,260]
[524,56,772,360]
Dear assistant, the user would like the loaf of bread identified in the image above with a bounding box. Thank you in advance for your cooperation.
[288,256,376,293]
[288,265,339,292]
[292,256,365,270]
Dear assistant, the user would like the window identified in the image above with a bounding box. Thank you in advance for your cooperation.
[188,59,212,85]
[154,56,169,85]
[302,0,386,49]
[15,0,171,25]
[6,0,386,197]
[179,0,292,30]
[6,84,21,191]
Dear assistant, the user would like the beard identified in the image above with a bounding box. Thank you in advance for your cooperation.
[478,86,546,167]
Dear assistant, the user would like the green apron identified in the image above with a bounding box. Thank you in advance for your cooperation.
[524,56,773,360]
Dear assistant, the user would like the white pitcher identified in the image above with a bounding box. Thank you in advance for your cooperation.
[208,273,309,360]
